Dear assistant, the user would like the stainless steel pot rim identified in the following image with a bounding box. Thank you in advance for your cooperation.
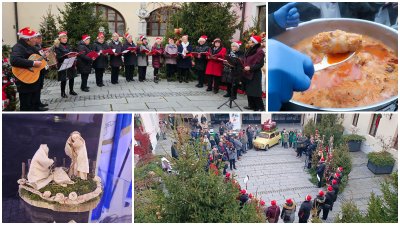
[291,18,398,34]
[285,18,398,111]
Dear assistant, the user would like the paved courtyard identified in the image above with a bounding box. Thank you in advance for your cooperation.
[40,68,265,112]
[235,144,386,222]
[154,123,388,223]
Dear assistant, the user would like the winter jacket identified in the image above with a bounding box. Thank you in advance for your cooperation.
[281,202,297,223]
[177,43,193,69]
[151,44,164,68]
[54,42,77,82]
[171,144,179,159]
[266,205,281,223]
[233,139,243,151]
[76,41,93,74]
[10,39,41,93]
[332,183,339,196]
[122,41,138,66]
[205,46,226,76]
[222,49,244,83]
[193,43,210,71]
[137,44,150,67]
[92,41,109,69]
[243,44,265,97]
[314,196,326,211]
[227,147,237,160]
[317,163,326,177]
[109,41,123,67]
[298,200,312,222]
[325,191,335,208]
[164,44,178,65]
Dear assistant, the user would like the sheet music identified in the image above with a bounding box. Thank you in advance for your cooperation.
[58,57,76,71]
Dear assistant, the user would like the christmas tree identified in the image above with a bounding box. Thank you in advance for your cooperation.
[58,2,109,47]
[39,6,59,47]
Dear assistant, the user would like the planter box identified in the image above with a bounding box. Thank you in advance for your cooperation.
[367,160,394,174]
[347,140,362,152]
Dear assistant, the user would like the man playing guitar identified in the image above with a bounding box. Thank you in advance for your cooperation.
[10,27,46,111]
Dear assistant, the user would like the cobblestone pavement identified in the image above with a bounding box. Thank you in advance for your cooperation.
[235,144,387,223]
[152,123,388,223]
[40,67,264,111]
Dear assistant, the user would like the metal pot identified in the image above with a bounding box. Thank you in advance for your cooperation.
[275,18,398,111]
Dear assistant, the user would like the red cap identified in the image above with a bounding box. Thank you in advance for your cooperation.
[97,32,105,39]
[81,34,90,41]
[231,41,242,48]
[271,200,277,206]
[338,167,343,172]
[250,35,262,44]
[124,33,132,39]
[225,172,230,178]
[249,193,253,199]
[332,179,338,185]
[305,195,312,201]
[319,190,325,196]
[213,38,221,43]
[240,189,246,195]
[260,200,265,206]
[155,37,162,41]
[327,186,333,192]
[286,198,293,204]
[58,31,68,38]
[139,35,146,41]
[320,156,325,162]
[18,27,39,39]
[335,172,341,178]
[198,35,208,42]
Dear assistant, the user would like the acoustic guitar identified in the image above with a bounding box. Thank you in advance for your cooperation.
[11,46,55,84]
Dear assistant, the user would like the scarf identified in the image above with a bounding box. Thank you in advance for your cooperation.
[182,41,190,56]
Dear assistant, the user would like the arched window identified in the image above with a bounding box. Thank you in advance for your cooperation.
[146,7,177,36]
[95,4,126,35]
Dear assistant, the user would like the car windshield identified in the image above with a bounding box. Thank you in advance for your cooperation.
[258,133,269,139]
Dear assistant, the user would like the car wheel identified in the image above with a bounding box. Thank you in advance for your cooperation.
[265,145,269,151]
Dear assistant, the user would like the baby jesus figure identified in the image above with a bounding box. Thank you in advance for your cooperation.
[65,131,89,180]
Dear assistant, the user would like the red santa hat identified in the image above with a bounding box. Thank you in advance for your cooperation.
[155,37,162,41]
[319,156,325,162]
[271,200,277,206]
[58,31,68,38]
[81,34,90,41]
[332,179,338,185]
[213,38,222,44]
[225,172,230,178]
[260,200,265,206]
[327,186,333,192]
[231,41,242,48]
[338,167,343,172]
[249,193,253,199]
[198,35,208,43]
[250,35,262,44]
[97,32,105,39]
[124,32,132,39]
[286,198,293,204]
[240,189,246,195]
[319,190,325,197]
[139,35,147,41]
[335,172,341,178]
[305,195,312,201]
[17,27,39,39]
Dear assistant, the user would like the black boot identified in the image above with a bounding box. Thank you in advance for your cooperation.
[70,90,78,96]
[154,75,159,83]
[61,92,68,98]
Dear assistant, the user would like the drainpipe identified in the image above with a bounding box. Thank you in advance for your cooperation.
[240,2,246,40]
[14,2,19,41]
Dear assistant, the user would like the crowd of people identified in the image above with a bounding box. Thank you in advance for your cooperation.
[10,26,266,111]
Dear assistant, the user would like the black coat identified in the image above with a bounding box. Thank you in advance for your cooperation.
[171,145,179,159]
[55,42,77,82]
[92,41,109,69]
[193,44,210,71]
[109,41,123,67]
[332,184,339,196]
[325,192,335,209]
[10,39,41,93]
[177,44,193,69]
[298,200,312,221]
[223,50,244,83]
[317,163,326,176]
[122,41,138,66]
[243,44,264,97]
[76,41,93,74]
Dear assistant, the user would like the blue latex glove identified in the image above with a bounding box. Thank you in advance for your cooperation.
[273,2,300,29]
[268,39,314,111]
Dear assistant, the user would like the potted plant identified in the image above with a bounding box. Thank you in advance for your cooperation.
[343,134,366,152]
[367,136,396,174]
